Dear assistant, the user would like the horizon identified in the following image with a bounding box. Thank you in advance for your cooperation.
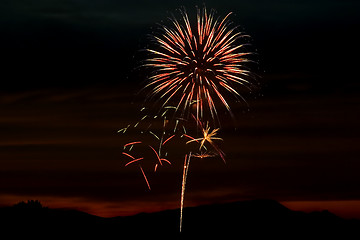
[2,198,358,238]
[2,197,360,220]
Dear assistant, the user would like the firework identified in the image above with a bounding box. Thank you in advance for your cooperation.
[143,7,255,125]
[119,6,257,234]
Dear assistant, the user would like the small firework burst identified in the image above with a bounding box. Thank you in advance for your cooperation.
[143,7,255,125]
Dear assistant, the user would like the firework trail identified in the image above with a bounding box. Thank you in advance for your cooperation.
[180,153,191,233]
[139,165,151,190]
[143,7,255,126]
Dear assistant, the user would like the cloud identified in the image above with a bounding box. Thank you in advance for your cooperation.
[1,85,359,209]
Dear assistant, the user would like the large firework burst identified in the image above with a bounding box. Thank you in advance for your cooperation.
[143,7,255,125]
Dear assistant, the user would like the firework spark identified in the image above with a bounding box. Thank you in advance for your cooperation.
[149,145,171,166]
[122,152,135,159]
[124,157,144,167]
[123,141,142,149]
[139,165,151,190]
[162,134,175,145]
[144,7,254,125]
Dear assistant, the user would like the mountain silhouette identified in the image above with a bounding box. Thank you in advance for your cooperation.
[0,199,358,239]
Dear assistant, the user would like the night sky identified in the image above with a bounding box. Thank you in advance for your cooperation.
[1,0,360,219]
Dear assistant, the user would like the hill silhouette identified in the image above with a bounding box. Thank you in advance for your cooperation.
[0,199,358,239]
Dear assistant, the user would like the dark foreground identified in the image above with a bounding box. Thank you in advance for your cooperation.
[0,199,358,239]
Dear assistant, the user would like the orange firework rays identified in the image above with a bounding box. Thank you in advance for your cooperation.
[186,121,225,163]
[186,124,223,150]
[143,7,255,125]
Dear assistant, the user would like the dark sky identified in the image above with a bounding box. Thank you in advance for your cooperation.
[1,0,360,218]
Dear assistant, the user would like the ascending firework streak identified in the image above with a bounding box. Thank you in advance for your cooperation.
[180,153,191,233]
[143,7,255,126]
